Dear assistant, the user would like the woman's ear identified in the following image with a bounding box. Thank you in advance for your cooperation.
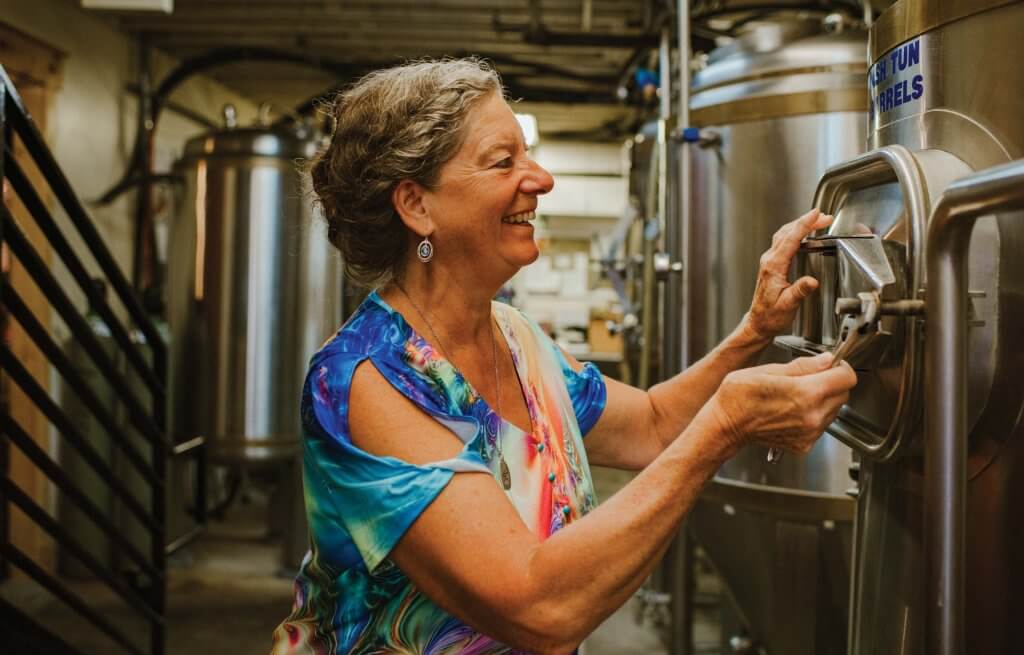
[391,179,435,237]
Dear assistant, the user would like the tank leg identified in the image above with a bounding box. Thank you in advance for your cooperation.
[667,527,695,654]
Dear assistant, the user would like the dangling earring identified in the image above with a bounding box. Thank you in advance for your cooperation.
[417,235,434,263]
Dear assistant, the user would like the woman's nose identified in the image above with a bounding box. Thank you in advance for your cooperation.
[520,159,554,195]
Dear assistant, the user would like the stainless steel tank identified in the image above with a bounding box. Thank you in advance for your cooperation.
[166,120,342,465]
[681,18,869,653]
[777,1,1024,652]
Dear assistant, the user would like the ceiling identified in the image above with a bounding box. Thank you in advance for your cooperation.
[85,0,667,137]
[81,0,884,138]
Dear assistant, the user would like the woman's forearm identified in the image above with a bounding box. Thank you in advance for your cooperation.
[646,317,768,449]
[521,413,733,649]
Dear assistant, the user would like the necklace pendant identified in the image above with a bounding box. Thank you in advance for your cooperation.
[500,457,512,490]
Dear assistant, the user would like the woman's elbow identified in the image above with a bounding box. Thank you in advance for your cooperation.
[497,586,591,654]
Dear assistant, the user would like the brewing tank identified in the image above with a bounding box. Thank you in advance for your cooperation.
[779,1,1024,652]
[681,18,868,653]
[166,120,342,464]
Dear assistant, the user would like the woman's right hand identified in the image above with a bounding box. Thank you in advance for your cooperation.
[701,352,858,457]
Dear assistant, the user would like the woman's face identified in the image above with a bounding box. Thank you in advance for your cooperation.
[421,92,554,282]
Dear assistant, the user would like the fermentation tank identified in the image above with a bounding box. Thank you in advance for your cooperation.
[776,1,1024,652]
[681,19,868,653]
[167,119,342,471]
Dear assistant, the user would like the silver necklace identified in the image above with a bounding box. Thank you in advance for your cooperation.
[394,284,512,490]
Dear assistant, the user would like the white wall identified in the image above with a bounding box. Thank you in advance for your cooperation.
[512,139,629,341]
[2,0,259,287]
[534,140,629,219]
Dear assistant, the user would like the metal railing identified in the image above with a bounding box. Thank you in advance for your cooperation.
[0,64,206,655]
[924,157,1024,655]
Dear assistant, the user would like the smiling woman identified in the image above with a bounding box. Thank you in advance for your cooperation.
[308,58,513,289]
[271,58,857,655]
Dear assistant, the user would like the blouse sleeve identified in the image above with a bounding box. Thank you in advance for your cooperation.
[301,352,461,573]
[552,346,608,437]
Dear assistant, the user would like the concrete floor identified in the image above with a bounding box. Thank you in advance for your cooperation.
[2,507,295,653]
[4,466,725,654]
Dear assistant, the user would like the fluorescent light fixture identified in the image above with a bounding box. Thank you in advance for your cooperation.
[516,113,539,148]
[82,0,173,12]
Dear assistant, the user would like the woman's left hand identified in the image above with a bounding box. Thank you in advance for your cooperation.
[743,208,834,343]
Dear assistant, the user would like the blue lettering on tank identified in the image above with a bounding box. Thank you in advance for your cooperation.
[872,39,925,115]
[906,40,920,68]
[912,74,924,100]
[871,59,887,88]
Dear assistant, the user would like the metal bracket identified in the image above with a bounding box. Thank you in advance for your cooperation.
[653,252,683,281]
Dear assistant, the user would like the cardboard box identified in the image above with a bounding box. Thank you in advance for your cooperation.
[588,315,623,354]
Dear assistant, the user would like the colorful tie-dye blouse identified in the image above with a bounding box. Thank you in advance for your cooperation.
[272,291,606,654]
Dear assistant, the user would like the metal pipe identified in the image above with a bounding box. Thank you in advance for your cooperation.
[924,158,1024,655]
[640,25,675,389]
[665,7,695,655]
[659,26,672,122]
[657,23,672,303]
[133,40,152,290]
[676,0,693,373]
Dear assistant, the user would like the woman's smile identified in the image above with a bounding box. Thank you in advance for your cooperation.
[501,209,536,225]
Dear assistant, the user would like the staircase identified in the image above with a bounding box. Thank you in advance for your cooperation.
[0,64,206,655]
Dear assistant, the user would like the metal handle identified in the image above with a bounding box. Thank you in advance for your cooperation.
[807,145,932,461]
[924,158,1024,655]
[768,291,897,465]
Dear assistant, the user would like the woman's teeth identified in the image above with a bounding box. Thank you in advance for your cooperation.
[502,210,535,224]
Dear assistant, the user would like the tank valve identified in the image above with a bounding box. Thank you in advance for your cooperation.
[674,126,721,148]
[835,296,925,317]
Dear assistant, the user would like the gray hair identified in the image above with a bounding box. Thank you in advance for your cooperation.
[309,57,504,287]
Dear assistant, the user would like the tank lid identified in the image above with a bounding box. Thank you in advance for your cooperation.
[692,19,867,92]
[181,122,322,160]
[870,0,1016,62]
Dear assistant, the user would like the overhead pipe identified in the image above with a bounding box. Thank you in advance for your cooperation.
[924,158,1024,655]
[101,45,619,206]
[505,0,661,49]
[691,0,863,19]
[521,28,661,48]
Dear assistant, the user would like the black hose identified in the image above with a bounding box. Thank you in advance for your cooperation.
[100,45,624,205]
[96,46,365,207]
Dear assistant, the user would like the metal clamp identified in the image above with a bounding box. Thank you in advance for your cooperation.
[653,252,683,281]
[765,288,917,466]
[809,145,932,461]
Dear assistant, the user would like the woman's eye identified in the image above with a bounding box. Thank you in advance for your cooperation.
[494,157,513,169]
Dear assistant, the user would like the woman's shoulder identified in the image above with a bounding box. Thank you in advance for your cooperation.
[314,292,407,363]
[306,293,452,416]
